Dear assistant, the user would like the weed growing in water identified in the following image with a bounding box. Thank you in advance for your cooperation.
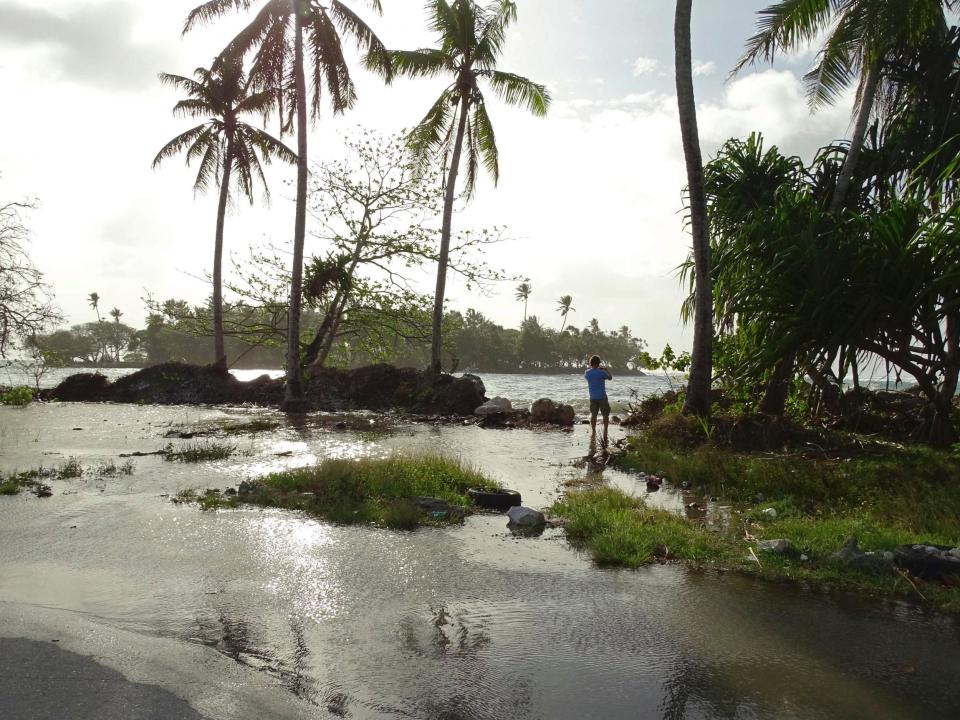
[56,458,83,479]
[163,442,236,463]
[0,386,33,406]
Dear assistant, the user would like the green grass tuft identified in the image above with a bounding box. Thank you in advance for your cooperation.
[162,441,236,463]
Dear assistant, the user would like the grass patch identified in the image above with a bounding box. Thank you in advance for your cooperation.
[162,441,236,463]
[1,386,33,406]
[174,455,500,529]
[218,418,280,435]
[558,438,960,611]
[0,480,21,495]
[94,459,136,477]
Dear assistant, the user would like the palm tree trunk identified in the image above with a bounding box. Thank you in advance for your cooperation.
[829,60,881,215]
[212,134,234,371]
[675,0,713,419]
[429,91,469,374]
[283,10,309,412]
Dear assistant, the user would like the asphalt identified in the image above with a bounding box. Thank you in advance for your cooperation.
[0,637,208,720]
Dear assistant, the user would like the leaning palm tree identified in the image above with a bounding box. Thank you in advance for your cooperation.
[675,0,713,419]
[153,55,295,370]
[556,295,575,331]
[514,281,532,324]
[385,0,550,373]
[732,0,953,214]
[183,0,391,409]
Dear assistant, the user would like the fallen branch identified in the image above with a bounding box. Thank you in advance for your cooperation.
[896,567,927,602]
[749,546,763,569]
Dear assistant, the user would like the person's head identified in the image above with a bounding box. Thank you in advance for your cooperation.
[589,355,601,368]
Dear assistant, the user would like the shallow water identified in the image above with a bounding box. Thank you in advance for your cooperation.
[1,402,959,719]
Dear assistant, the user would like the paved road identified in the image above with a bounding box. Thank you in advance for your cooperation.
[0,638,208,720]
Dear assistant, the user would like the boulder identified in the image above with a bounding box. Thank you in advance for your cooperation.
[460,373,486,398]
[758,538,794,555]
[506,506,546,528]
[474,396,512,416]
[762,507,778,520]
[530,398,576,426]
[832,538,894,574]
[894,543,960,579]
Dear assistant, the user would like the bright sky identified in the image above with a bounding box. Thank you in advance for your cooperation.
[0,0,855,353]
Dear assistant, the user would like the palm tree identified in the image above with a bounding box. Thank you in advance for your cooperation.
[109,307,122,324]
[88,292,102,323]
[732,0,954,214]
[556,294,575,331]
[514,281,532,323]
[675,0,713,419]
[153,55,295,370]
[183,0,391,409]
[386,0,550,373]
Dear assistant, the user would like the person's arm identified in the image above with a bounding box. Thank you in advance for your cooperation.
[604,368,613,380]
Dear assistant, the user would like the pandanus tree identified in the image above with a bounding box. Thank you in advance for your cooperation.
[153,56,295,369]
[514,281,531,323]
[183,0,391,409]
[556,295,575,331]
[385,0,550,373]
[733,0,955,214]
[675,0,713,419]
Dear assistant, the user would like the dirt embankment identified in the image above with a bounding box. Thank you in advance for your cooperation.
[40,362,485,415]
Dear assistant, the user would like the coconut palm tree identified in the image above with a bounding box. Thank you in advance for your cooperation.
[153,55,295,370]
[183,0,391,409]
[514,281,532,324]
[556,295,575,331]
[88,292,102,323]
[732,0,954,214]
[675,0,713,419]
[385,0,550,373]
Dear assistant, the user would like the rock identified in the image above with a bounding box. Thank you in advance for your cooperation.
[460,373,486,398]
[506,506,546,528]
[474,397,512,416]
[758,538,794,555]
[762,507,778,519]
[894,543,960,579]
[754,492,765,503]
[530,398,576,426]
[35,485,53,498]
[612,415,622,424]
[411,496,458,515]
[800,554,809,562]
[833,538,895,574]
[48,372,111,402]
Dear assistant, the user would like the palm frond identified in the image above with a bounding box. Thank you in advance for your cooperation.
[463,106,479,198]
[473,98,499,185]
[329,0,392,80]
[385,49,450,78]
[408,87,458,166]
[310,9,357,116]
[803,13,859,109]
[158,72,205,96]
[235,88,277,116]
[183,0,255,34]
[152,124,209,168]
[193,140,222,194]
[245,126,298,165]
[475,0,517,68]
[172,98,217,119]
[732,0,834,74]
[487,70,550,115]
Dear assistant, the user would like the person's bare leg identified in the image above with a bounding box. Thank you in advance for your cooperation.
[590,411,598,435]
[602,414,609,445]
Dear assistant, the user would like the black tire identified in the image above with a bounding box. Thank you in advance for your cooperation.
[467,487,521,512]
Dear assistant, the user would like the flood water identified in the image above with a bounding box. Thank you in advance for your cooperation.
[1,401,959,719]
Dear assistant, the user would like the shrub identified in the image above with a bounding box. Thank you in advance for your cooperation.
[1,386,33,406]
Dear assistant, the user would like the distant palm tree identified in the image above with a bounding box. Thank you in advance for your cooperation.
[183,0,391,407]
[386,0,550,372]
[676,0,712,419]
[109,307,122,323]
[88,292,102,323]
[733,0,953,214]
[515,281,532,323]
[556,295,575,331]
[153,55,295,370]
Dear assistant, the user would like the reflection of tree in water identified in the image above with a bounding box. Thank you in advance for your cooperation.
[395,606,533,719]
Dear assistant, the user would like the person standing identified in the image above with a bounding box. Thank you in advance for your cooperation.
[584,355,613,439]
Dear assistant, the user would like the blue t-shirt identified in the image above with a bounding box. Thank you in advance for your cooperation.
[584,367,611,400]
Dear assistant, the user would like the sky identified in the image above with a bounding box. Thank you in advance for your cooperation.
[0,0,857,353]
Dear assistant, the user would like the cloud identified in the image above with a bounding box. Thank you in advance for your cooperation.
[0,0,174,90]
[631,56,660,77]
[692,60,716,77]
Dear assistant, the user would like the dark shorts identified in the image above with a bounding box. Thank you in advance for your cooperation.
[590,398,611,417]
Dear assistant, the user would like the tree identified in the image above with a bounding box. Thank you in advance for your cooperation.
[153,55,295,369]
[733,0,954,214]
[675,0,713,419]
[88,292,102,322]
[385,0,550,373]
[0,197,61,357]
[184,0,391,410]
[514,281,532,324]
[556,294,575,331]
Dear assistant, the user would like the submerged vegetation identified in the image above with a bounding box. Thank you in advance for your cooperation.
[175,455,500,530]
[0,386,33,406]
[0,457,135,496]
[162,441,237,463]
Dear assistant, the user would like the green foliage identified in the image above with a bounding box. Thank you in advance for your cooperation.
[0,480,20,495]
[57,458,83,479]
[162,442,236,463]
[249,455,499,528]
[1,386,33,406]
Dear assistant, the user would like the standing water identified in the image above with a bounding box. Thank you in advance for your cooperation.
[1,393,958,718]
